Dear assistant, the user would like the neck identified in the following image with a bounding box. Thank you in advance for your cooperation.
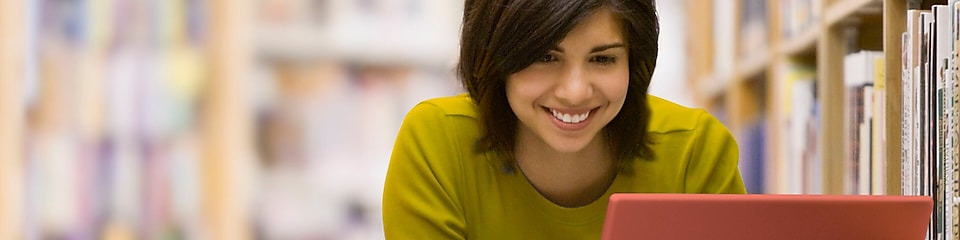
[515,130,617,207]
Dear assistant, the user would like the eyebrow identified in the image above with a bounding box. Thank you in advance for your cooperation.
[550,43,627,53]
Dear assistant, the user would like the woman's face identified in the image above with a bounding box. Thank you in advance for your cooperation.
[506,7,630,154]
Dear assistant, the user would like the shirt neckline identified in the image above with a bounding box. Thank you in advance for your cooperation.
[511,166,624,225]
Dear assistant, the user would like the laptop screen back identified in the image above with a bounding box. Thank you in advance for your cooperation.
[601,193,933,240]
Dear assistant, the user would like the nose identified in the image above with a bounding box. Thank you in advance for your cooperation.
[554,65,593,106]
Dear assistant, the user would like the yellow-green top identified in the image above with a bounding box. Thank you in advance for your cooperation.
[383,94,746,239]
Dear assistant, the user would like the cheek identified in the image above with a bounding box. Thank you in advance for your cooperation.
[505,76,535,116]
[599,71,631,103]
[506,73,549,103]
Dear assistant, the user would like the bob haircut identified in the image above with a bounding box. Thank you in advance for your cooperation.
[458,0,659,172]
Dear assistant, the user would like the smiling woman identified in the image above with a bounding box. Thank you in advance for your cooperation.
[382,0,746,239]
[507,7,632,208]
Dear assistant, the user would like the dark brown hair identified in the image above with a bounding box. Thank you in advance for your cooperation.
[458,0,659,172]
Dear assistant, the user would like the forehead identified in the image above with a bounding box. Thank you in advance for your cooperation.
[558,7,625,46]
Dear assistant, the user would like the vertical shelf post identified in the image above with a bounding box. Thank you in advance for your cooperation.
[203,0,253,238]
[685,0,716,107]
[819,23,848,194]
[0,0,24,238]
[883,0,907,195]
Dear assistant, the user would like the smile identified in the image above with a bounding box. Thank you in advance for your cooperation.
[548,108,594,124]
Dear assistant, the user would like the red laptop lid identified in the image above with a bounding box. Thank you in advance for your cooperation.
[601,193,933,240]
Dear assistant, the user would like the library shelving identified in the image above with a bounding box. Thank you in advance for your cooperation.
[0,0,255,239]
[685,0,905,195]
[0,0,463,239]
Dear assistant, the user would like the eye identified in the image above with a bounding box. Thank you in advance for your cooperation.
[591,55,617,65]
[538,53,558,63]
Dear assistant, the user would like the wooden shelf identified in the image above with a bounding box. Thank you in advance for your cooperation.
[737,52,773,80]
[780,26,820,57]
[0,0,24,238]
[697,74,732,102]
[255,26,458,68]
[203,0,253,239]
[881,0,906,195]
[825,0,883,26]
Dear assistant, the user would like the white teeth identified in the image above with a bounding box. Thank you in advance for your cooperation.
[551,109,590,124]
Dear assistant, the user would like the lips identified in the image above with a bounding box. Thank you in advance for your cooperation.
[544,107,597,131]
[551,109,590,123]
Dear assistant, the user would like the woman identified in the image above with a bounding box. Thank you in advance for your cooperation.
[382,0,746,238]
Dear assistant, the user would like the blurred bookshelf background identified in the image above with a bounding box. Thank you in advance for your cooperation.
[0,0,693,239]
[0,0,466,239]
[4,0,952,239]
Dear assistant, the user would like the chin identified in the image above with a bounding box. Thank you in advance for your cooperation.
[546,139,593,154]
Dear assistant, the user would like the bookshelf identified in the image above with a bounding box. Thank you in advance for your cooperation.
[686,0,905,194]
[0,0,254,239]
[0,0,461,238]
[0,0,24,239]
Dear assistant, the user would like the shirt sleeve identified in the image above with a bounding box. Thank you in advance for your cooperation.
[683,111,748,194]
[382,102,467,239]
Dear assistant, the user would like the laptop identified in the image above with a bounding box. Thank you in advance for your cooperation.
[601,193,933,240]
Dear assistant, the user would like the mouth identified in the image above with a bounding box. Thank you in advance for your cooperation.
[543,107,598,129]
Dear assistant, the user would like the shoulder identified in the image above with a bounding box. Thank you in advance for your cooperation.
[400,93,482,149]
[391,93,481,183]
[637,95,743,193]
[399,93,484,161]
[646,95,723,134]
[403,93,505,174]
[410,93,479,119]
